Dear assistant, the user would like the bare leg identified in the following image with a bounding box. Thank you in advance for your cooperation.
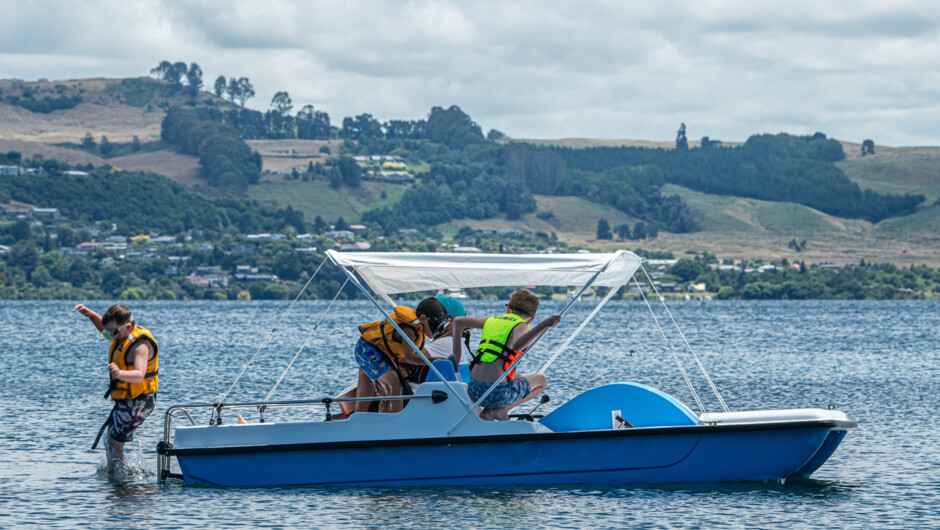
[329,385,358,420]
[375,371,402,413]
[491,375,548,421]
[353,369,378,413]
[105,435,125,472]
[479,408,502,421]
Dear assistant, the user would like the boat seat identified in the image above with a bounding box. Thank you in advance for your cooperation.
[458,363,471,384]
[426,359,458,382]
[540,382,699,432]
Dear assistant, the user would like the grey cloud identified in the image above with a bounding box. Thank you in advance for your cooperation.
[2,0,940,145]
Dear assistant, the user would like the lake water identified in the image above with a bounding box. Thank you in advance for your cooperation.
[1,299,938,528]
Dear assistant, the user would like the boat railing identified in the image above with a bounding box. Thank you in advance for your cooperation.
[157,391,448,481]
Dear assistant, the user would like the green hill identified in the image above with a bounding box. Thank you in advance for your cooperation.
[837,142,940,204]
[247,180,406,224]
[3,76,940,264]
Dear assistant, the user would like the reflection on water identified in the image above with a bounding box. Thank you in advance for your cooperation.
[105,481,161,521]
[0,300,938,527]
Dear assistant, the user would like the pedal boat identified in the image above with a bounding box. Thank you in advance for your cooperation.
[157,250,856,486]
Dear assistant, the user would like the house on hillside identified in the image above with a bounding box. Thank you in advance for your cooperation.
[246,233,285,241]
[339,241,371,251]
[325,230,354,240]
[0,165,25,176]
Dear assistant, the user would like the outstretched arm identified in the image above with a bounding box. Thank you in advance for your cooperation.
[73,304,103,332]
[509,315,561,351]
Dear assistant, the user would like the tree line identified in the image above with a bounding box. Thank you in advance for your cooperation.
[0,153,295,234]
[550,132,924,223]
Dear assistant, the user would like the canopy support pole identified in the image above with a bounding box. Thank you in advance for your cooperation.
[639,265,730,413]
[332,259,475,412]
[538,284,622,375]
[264,278,349,403]
[212,256,327,424]
[447,251,624,435]
[634,274,706,415]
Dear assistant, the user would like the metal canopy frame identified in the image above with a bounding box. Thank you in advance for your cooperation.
[327,250,631,432]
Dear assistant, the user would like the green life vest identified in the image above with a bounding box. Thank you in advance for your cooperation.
[470,313,528,380]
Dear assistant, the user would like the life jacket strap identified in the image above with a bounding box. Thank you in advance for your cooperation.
[91,403,118,450]
[378,321,399,369]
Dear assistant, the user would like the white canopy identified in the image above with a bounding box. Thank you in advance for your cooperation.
[326,250,642,296]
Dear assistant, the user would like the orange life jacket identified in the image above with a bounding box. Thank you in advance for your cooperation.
[107,326,159,400]
[358,306,425,368]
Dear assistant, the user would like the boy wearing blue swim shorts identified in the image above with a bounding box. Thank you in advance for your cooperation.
[453,290,560,421]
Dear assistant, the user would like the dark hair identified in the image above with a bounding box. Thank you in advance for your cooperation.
[508,290,540,318]
[416,297,448,335]
[101,304,133,327]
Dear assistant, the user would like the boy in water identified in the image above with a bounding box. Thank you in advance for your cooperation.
[453,290,559,421]
[74,303,159,472]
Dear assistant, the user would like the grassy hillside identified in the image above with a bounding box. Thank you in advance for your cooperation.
[0,77,229,143]
[247,180,407,223]
[449,195,642,240]
[2,77,940,264]
[837,142,940,204]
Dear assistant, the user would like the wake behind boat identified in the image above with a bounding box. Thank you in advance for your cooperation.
[157,250,856,486]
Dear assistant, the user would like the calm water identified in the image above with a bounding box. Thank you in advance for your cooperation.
[1,299,938,528]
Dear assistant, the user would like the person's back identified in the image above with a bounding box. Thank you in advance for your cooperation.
[352,297,448,413]
[454,290,559,421]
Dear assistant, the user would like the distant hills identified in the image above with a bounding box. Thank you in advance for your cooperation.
[2,76,940,266]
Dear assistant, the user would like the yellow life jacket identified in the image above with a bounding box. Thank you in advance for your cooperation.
[108,326,159,400]
[470,313,529,380]
[359,306,425,367]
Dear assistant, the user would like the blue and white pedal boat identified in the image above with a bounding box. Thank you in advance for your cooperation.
[157,250,856,486]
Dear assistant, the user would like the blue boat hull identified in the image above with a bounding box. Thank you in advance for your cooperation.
[173,422,845,487]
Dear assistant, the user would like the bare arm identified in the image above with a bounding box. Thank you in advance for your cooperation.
[398,326,431,364]
[73,304,103,332]
[452,317,487,364]
[108,341,152,383]
[509,315,561,351]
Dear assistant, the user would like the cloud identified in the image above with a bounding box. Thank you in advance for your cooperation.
[1,0,939,145]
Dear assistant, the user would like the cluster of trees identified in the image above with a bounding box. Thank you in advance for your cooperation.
[161,108,262,188]
[788,238,808,252]
[192,99,485,145]
[150,61,205,97]
[75,133,143,158]
[499,143,698,232]
[552,132,924,223]
[596,219,659,241]
[5,92,83,113]
[212,75,255,107]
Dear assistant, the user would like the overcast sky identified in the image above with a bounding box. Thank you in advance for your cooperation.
[2,1,939,146]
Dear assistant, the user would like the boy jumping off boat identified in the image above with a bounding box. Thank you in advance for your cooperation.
[74,303,158,472]
[453,290,559,421]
